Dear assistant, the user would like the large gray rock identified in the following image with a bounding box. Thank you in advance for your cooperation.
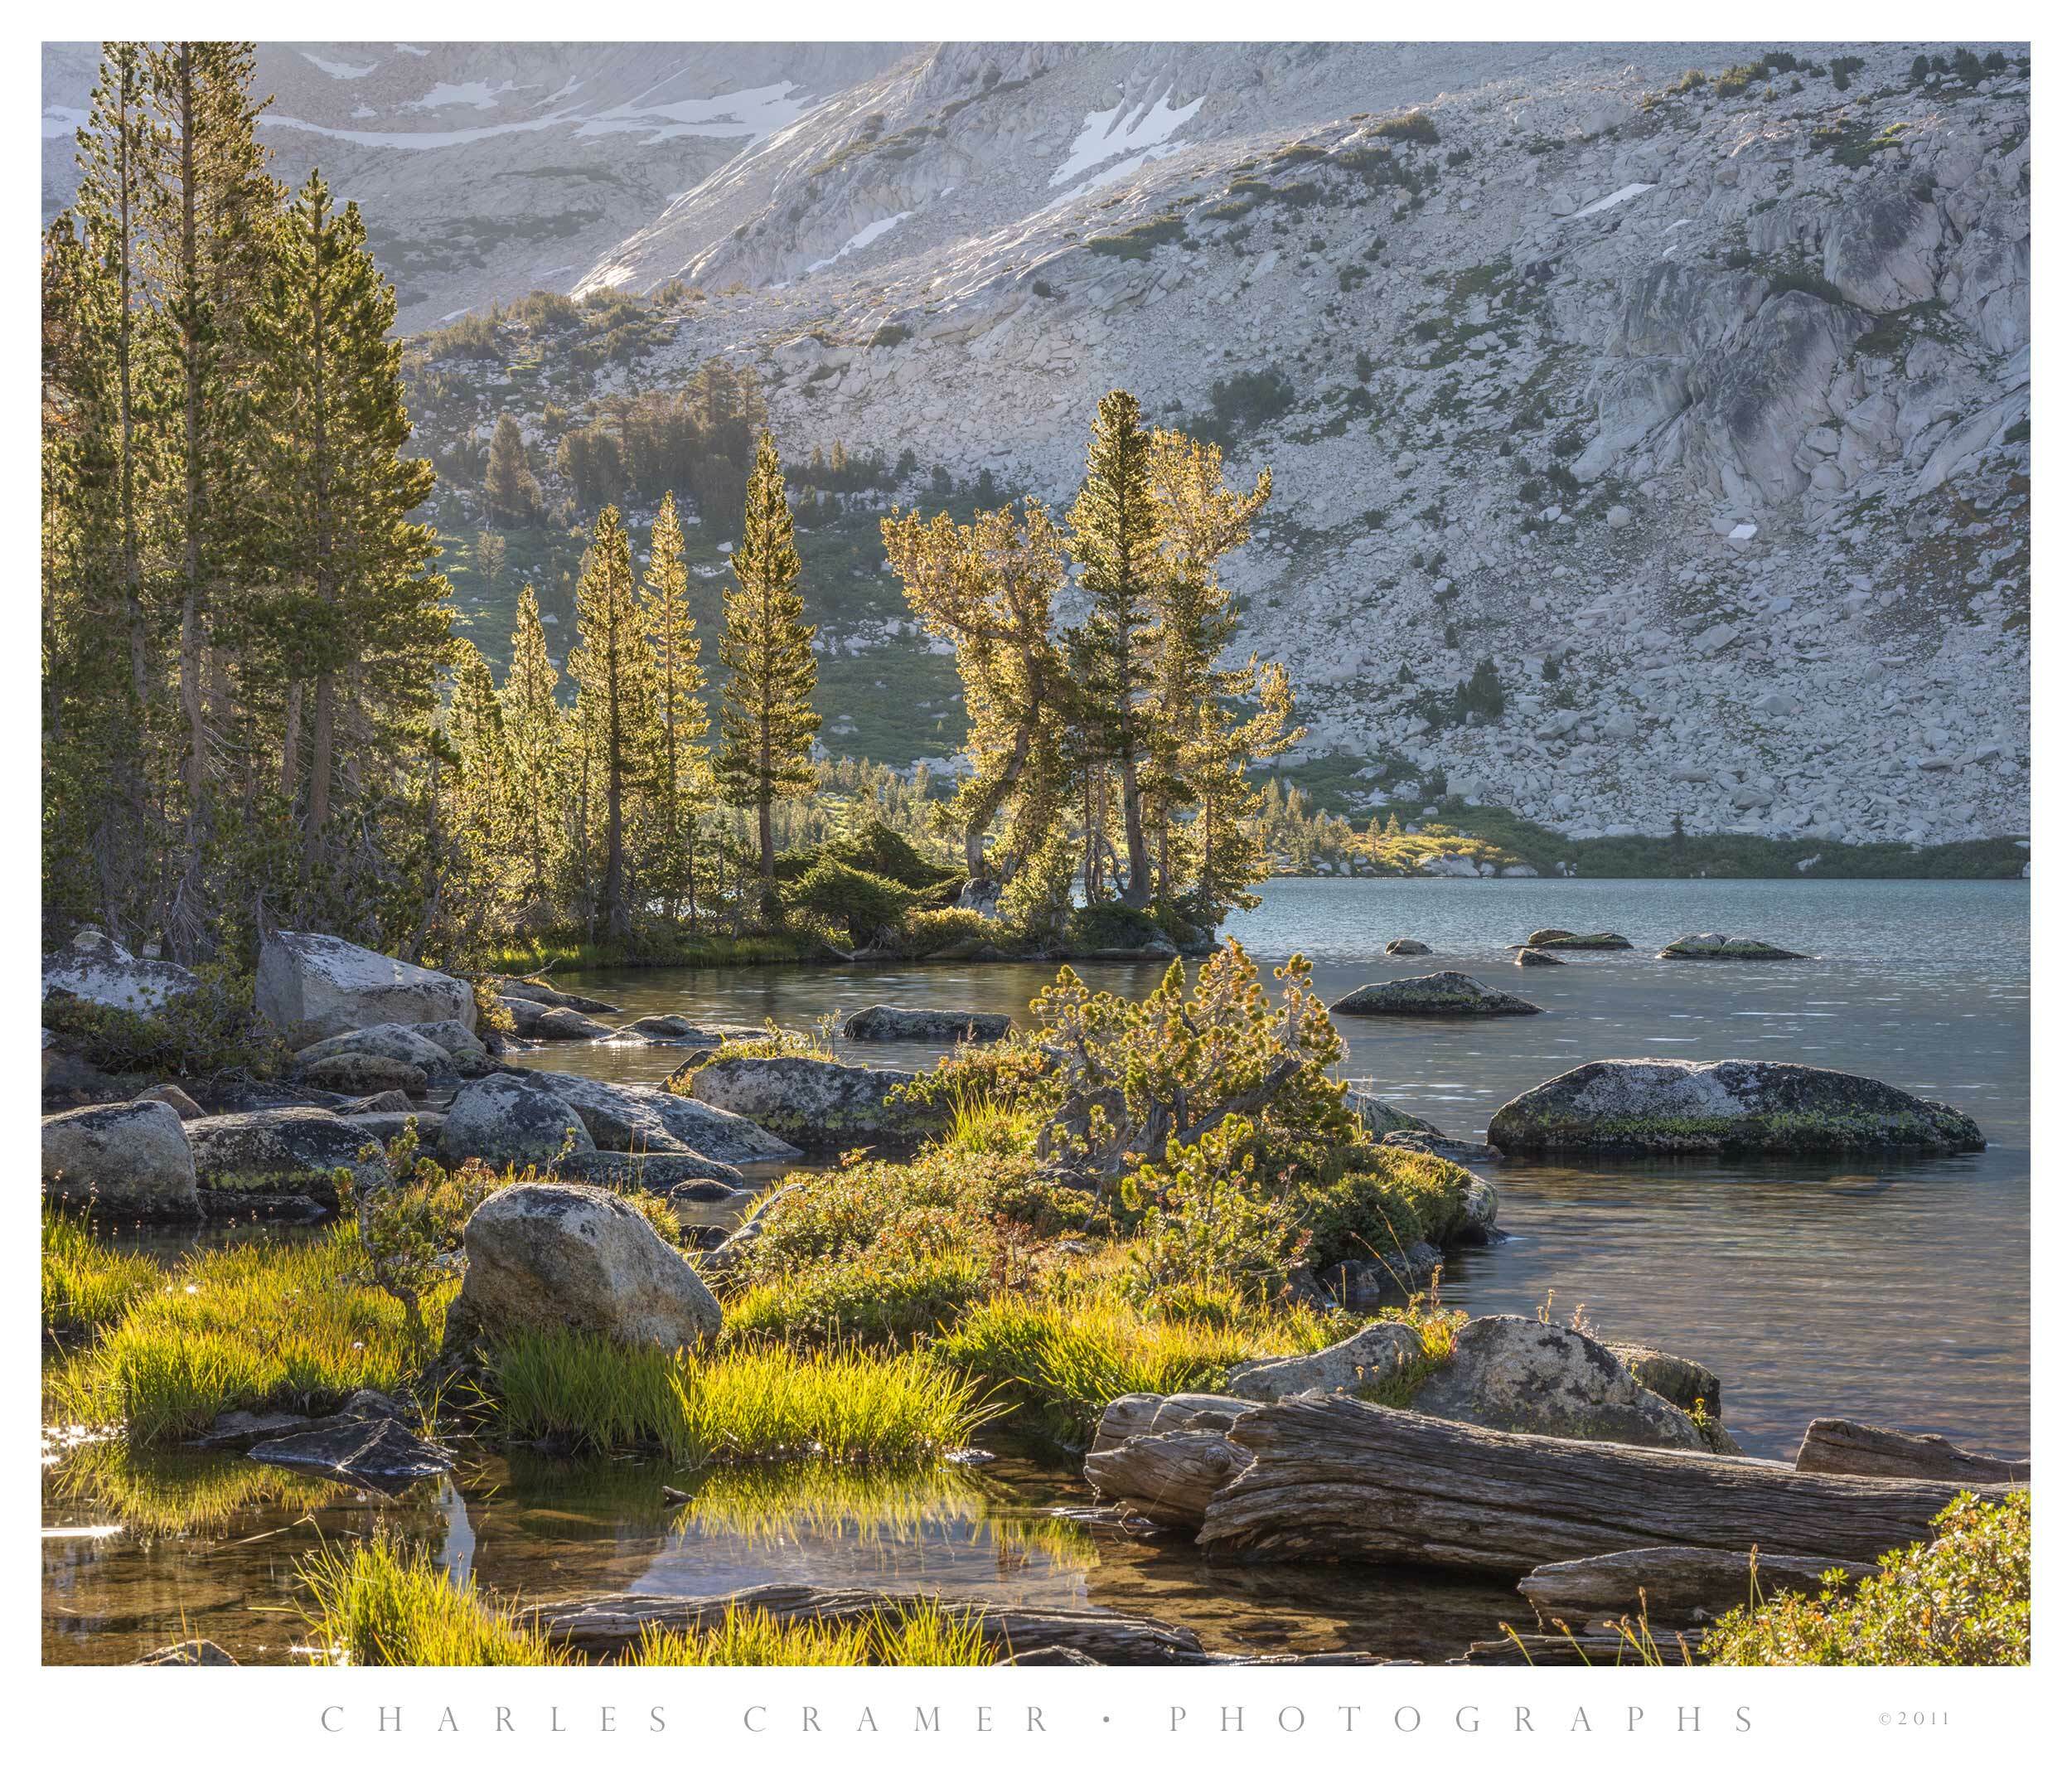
[292,1052,428,1096]
[1823,177,1944,313]
[535,1006,617,1041]
[1330,972,1542,1017]
[186,1108,391,1201]
[840,1004,1012,1044]
[1658,932,1806,959]
[42,1099,201,1218]
[1409,1316,1706,1451]
[447,1182,721,1352]
[491,978,620,1015]
[675,1054,921,1148]
[1486,1058,1984,1156]
[257,930,474,1048]
[293,1021,491,1079]
[1227,1322,1426,1403]
[439,1073,595,1169]
[523,1070,801,1165]
[41,928,201,1015]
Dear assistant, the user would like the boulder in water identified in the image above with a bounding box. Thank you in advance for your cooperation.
[1331,972,1542,1017]
[257,931,474,1047]
[840,1005,1011,1044]
[492,978,621,1015]
[42,1099,201,1218]
[1487,1058,1984,1156]
[248,1414,453,1492]
[1348,1090,1443,1140]
[534,1006,617,1041]
[525,1070,800,1165]
[1515,948,1565,967]
[1657,932,1806,960]
[1530,931,1633,951]
[444,1181,721,1354]
[1382,938,1432,957]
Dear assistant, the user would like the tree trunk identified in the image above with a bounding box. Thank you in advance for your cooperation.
[1119,747,1150,907]
[1188,1395,2010,1577]
[173,46,208,951]
[306,673,334,875]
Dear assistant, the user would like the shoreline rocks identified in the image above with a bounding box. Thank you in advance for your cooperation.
[439,1073,595,1169]
[42,1099,201,1219]
[1487,1058,1986,1156]
[1514,948,1563,967]
[1794,1418,2030,1483]
[187,1107,391,1204]
[522,1070,801,1166]
[1331,971,1542,1017]
[1526,931,1632,951]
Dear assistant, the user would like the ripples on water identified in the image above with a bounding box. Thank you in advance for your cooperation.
[44,880,2028,1664]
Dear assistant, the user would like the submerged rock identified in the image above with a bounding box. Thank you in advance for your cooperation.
[1227,1322,1426,1403]
[42,1099,201,1218]
[187,1107,391,1204]
[1515,948,1565,967]
[445,1181,721,1354]
[1331,972,1542,1017]
[1408,1316,1707,1451]
[1530,931,1633,951]
[611,1015,762,1045]
[492,978,621,1015]
[42,928,201,1015]
[247,1414,452,1492]
[1657,932,1806,960]
[439,1073,595,1168]
[677,1054,922,1148]
[840,1004,1012,1044]
[534,1006,617,1041]
[258,930,475,1047]
[1486,1058,1985,1155]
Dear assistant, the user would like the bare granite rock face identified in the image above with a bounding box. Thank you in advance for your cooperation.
[1487,1057,1984,1156]
[1406,1316,1706,1451]
[42,1098,201,1218]
[258,931,474,1049]
[445,1181,722,1353]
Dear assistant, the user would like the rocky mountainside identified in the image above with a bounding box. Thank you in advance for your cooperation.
[45,41,2031,847]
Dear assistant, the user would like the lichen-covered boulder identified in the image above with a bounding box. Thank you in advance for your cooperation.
[1606,1342,1722,1421]
[534,1006,616,1041]
[257,931,474,1048]
[41,928,201,1015]
[1408,1316,1706,1451]
[291,1023,450,1072]
[43,1099,201,1218]
[1227,1322,1426,1403]
[840,1004,1012,1044]
[525,1070,800,1165]
[1525,928,1575,947]
[409,1019,492,1066]
[186,1107,390,1202]
[445,1181,721,1352]
[675,1055,922,1148]
[1487,1058,1984,1156]
[292,1052,429,1096]
[438,1073,594,1168]
[1658,933,1806,960]
[344,1109,447,1147]
[1383,938,1432,956]
[1331,972,1542,1017]
[1515,948,1565,967]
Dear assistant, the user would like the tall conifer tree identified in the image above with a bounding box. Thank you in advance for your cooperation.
[501,585,564,919]
[567,507,656,940]
[715,434,819,904]
[639,492,709,921]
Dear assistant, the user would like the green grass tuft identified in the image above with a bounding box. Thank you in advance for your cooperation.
[41,1211,158,1340]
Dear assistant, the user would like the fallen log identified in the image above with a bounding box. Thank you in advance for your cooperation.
[1085,1429,1253,1529]
[1460,1631,1694,1667]
[1794,1418,2031,1483]
[1518,1545,1876,1624]
[1196,1395,2011,1577]
[530,1581,1367,1666]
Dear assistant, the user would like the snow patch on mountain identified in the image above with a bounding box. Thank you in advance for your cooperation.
[1049,85,1203,187]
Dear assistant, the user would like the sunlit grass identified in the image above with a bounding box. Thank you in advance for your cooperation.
[41,1211,158,1340]
[477,1330,1000,1465]
[49,1225,447,1445]
[724,1250,990,1345]
[298,1537,998,1666]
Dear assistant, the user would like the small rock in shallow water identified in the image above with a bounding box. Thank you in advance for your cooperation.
[1331,972,1542,1017]
[840,1004,1011,1043]
[1515,947,1565,967]
[247,1415,452,1490]
[1657,932,1806,960]
[1382,938,1432,956]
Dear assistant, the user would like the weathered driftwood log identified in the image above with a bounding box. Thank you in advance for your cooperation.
[1085,1429,1254,1529]
[532,1582,1379,1666]
[1518,1545,1876,1624]
[1460,1631,1687,1667]
[1195,1395,2011,1576]
[1794,1418,2031,1483]
[535,1582,1210,1665]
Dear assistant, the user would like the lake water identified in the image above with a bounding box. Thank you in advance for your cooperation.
[44,878,2028,1665]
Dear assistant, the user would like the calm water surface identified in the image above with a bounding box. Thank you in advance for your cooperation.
[44,879,2027,1664]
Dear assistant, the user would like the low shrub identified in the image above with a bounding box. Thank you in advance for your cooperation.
[893,905,995,956]
[41,963,283,1081]
[1063,899,1166,951]
[725,1250,991,1344]
[787,857,920,948]
[1704,1491,2029,1666]
[1372,109,1440,144]
[1295,1146,1479,1269]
